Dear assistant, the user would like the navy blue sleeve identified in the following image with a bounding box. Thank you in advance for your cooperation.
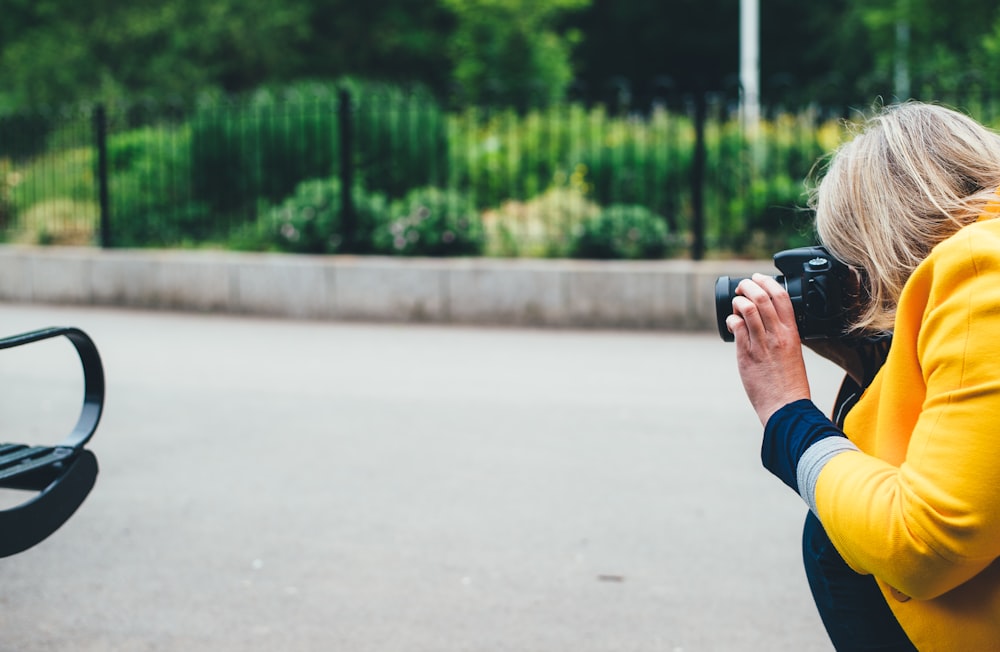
[761,399,847,493]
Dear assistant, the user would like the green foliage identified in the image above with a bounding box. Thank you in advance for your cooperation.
[351,85,450,199]
[850,0,996,94]
[571,106,690,227]
[0,160,18,231]
[441,0,590,108]
[374,186,484,256]
[0,111,54,160]
[482,186,599,258]
[570,204,672,260]
[190,81,448,217]
[0,0,456,108]
[8,199,98,245]
[4,89,861,260]
[710,112,827,256]
[106,125,215,246]
[448,103,690,223]
[10,0,1000,117]
[726,175,814,258]
[8,147,95,214]
[268,177,389,253]
[190,91,339,214]
[0,0,315,107]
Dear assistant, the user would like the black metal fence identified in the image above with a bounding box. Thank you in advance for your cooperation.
[2,88,975,260]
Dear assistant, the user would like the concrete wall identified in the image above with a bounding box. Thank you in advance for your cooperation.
[0,245,772,332]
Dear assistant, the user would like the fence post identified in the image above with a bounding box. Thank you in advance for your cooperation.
[691,92,707,261]
[338,88,356,252]
[94,104,112,248]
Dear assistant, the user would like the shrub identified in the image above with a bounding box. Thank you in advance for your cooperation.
[268,177,390,254]
[374,186,484,256]
[10,199,98,245]
[0,159,17,231]
[481,186,599,258]
[705,112,825,256]
[570,204,672,260]
[0,110,54,160]
[190,96,339,214]
[352,87,449,199]
[106,125,213,246]
[722,174,814,257]
[9,147,94,212]
[448,104,595,210]
[189,81,448,218]
[571,107,691,223]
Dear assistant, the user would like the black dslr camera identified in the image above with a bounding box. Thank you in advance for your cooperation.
[714,246,851,342]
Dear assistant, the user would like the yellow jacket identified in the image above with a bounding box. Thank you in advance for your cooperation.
[816,215,1000,649]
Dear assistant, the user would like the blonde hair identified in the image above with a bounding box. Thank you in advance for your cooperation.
[810,101,1000,333]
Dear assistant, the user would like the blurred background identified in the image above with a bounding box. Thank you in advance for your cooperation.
[3,0,996,262]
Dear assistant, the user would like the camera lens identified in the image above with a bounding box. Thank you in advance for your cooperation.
[714,276,742,342]
[715,274,789,341]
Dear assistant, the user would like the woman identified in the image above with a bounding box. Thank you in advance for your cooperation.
[727,101,1000,650]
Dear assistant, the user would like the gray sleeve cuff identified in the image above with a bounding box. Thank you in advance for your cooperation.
[796,436,860,515]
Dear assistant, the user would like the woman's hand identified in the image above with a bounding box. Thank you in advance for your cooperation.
[726,273,812,426]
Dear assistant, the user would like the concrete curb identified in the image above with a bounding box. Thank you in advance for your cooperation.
[0,245,773,331]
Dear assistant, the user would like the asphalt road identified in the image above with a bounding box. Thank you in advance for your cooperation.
[0,303,844,651]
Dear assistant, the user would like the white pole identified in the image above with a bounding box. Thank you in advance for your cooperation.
[740,0,760,132]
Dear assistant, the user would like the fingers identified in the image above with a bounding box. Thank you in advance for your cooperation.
[750,273,797,326]
[732,274,797,338]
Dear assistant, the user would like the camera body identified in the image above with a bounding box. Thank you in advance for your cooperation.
[715,245,851,342]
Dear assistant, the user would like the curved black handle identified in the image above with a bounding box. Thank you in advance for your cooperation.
[0,327,104,557]
[0,327,105,450]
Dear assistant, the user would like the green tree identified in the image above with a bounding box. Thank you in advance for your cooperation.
[441,0,590,109]
[847,0,1000,99]
[564,0,875,108]
[299,0,454,96]
[0,0,315,106]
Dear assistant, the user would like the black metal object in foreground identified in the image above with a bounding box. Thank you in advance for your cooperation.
[0,327,104,557]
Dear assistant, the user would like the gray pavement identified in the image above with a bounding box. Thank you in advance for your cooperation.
[0,304,843,651]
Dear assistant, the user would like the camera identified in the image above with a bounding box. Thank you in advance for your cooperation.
[714,245,851,342]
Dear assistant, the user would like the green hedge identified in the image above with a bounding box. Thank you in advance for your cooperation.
[189,82,448,218]
[106,125,214,246]
[4,89,850,258]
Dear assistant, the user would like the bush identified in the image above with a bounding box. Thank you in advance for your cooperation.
[705,112,826,256]
[352,86,449,199]
[106,125,213,246]
[0,159,16,231]
[570,204,672,260]
[268,177,390,254]
[0,110,54,160]
[448,104,598,210]
[10,199,98,245]
[190,94,339,214]
[722,173,814,257]
[571,107,691,224]
[481,185,599,258]
[374,186,484,256]
[189,81,448,218]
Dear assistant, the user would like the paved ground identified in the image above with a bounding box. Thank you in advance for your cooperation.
[0,304,844,651]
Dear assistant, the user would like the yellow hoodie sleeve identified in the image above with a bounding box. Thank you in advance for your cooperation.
[815,223,1000,600]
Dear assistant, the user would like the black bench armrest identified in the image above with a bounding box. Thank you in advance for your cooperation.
[0,327,104,557]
